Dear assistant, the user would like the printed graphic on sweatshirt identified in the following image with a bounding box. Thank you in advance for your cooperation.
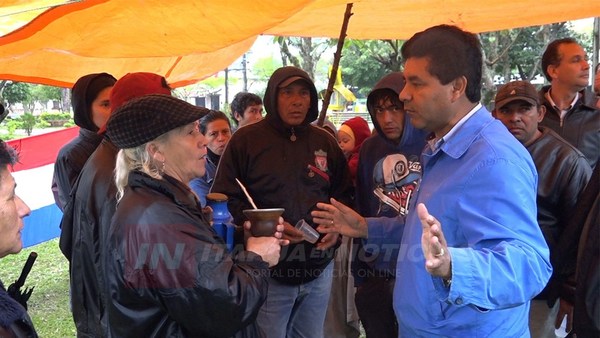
[372,153,421,216]
[308,149,330,182]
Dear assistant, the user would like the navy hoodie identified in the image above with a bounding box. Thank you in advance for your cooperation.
[354,72,427,280]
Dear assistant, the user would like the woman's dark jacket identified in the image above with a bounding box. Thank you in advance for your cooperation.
[58,137,118,337]
[104,171,270,337]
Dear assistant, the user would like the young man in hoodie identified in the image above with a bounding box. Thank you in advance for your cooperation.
[353,72,427,338]
[52,72,116,210]
[211,66,353,338]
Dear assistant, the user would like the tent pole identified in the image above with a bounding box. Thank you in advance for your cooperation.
[592,17,599,86]
[317,3,353,127]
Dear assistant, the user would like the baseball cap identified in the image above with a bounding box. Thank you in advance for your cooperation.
[495,81,539,110]
[278,76,310,88]
[98,72,172,134]
[110,72,172,113]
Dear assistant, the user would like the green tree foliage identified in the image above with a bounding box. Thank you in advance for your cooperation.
[479,22,591,106]
[338,23,590,105]
[252,55,283,84]
[340,39,403,97]
[17,113,37,136]
[481,23,588,83]
[274,37,335,79]
[31,84,63,110]
[1,81,32,113]
[3,119,19,139]
[39,112,72,127]
[1,81,67,115]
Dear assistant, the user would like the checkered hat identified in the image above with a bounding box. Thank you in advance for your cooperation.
[107,94,209,149]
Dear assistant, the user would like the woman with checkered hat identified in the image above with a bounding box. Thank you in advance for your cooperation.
[104,94,288,337]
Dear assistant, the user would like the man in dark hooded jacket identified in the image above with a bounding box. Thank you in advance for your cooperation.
[211,66,353,338]
[52,73,116,210]
[353,72,427,338]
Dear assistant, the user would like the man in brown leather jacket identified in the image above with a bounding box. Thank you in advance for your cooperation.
[493,80,592,337]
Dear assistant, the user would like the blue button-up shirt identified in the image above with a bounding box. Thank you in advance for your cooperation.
[366,105,552,337]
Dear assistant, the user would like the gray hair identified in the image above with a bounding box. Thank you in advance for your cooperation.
[114,132,171,201]
[0,140,18,169]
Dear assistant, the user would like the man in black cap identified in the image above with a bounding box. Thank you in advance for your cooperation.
[493,80,592,337]
[212,66,353,338]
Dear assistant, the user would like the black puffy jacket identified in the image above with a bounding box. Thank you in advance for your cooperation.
[59,138,118,337]
[52,128,103,210]
[105,171,270,337]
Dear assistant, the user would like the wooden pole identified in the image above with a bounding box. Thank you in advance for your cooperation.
[317,3,353,127]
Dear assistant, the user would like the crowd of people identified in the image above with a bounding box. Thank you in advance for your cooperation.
[1,24,598,338]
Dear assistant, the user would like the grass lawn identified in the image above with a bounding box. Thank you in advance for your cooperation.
[0,238,367,337]
[0,238,75,337]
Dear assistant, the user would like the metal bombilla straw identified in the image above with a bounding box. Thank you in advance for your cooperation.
[235,178,258,209]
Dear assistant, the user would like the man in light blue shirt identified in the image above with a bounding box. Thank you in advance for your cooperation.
[312,25,552,337]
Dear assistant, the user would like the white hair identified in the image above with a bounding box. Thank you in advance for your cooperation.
[114,132,172,201]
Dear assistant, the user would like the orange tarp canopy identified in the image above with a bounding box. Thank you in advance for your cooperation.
[0,0,598,88]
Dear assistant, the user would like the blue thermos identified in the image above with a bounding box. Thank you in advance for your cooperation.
[205,192,235,251]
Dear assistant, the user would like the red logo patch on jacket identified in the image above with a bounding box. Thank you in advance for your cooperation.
[308,149,329,182]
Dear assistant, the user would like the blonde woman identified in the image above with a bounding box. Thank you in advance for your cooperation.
[105,94,286,337]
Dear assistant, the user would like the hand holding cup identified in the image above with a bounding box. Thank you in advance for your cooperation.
[244,218,289,267]
[243,208,285,237]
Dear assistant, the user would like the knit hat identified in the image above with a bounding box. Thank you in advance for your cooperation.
[71,73,117,131]
[106,94,209,149]
[495,81,539,110]
[341,116,371,150]
[98,72,172,134]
